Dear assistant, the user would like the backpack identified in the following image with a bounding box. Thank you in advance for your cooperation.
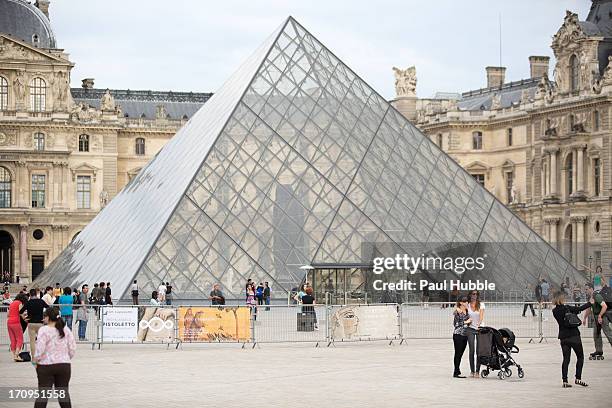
[564,312,582,328]
[597,286,612,308]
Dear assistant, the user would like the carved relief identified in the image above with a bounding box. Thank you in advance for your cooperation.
[392,66,417,97]
[51,71,70,111]
[100,89,116,111]
[520,88,531,104]
[0,130,16,146]
[0,37,29,60]
[491,93,502,110]
[535,75,555,104]
[13,70,26,107]
[552,11,586,52]
[155,104,167,120]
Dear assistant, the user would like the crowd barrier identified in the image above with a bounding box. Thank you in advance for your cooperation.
[0,302,600,348]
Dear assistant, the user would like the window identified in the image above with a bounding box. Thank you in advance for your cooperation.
[472,131,482,150]
[436,134,443,148]
[593,110,600,131]
[34,132,45,151]
[594,158,601,196]
[507,128,513,146]
[472,174,485,187]
[30,77,46,112]
[570,54,579,92]
[32,34,40,47]
[0,76,7,110]
[567,155,573,196]
[78,134,90,152]
[0,167,11,208]
[31,174,45,208]
[135,137,145,155]
[76,175,91,209]
[569,114,575,131]
[32,229,44,240]
[506,171,514,204]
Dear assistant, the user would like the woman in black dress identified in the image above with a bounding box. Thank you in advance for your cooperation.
[552,290,591,388]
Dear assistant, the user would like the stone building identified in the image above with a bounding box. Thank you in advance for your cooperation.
[0,0,209,283]
[393,1,612,281]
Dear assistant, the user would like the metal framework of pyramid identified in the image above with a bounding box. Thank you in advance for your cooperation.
[36,17,583,300]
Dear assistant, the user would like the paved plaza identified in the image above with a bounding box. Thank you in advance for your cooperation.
[1,338,611,408]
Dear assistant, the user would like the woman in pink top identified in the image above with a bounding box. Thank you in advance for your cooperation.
[34,308,76,408]
[6,293,28,361]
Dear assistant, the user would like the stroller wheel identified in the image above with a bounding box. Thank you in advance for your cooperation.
[505,368,512,377]
[518,368,525,379]
[481,369,489,378]
[498,370,506,380]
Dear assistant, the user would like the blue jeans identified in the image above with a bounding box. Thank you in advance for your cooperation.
[265,297,270,311]
[63,315,73,331]
[78,320,87,340]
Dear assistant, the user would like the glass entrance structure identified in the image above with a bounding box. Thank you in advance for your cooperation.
[34,17,583,300]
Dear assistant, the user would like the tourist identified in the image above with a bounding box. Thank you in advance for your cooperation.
[209,283,225,305]
[246,285,257,320]
[301,287,318,330]
[245,278,253,301]
[421,285,430,309]
[593,266,604,291]
[150,291,160,306]
[522,283,536,317]
[256,282,264,305]
[22,288,47,361]
[98,282,106,305]
[452,295,471,378]
[105,282,112,305]
[131,280,139,305]
[89,283,99,304]
[165,282,172,305]
[34,307,76,408]
[41,286,55,306]
[552,290,591,388]
[53,283,62,298]
[465,290,485,378]
[2,287,11,304]
[76,284,89,341]
[264,282,271,311]
[6,293,28,361]
[583,283,611,359]
[541,279,551,308]
[573,284,583,305]
[58,287,74,330]
[535,279,543,305]
[157,282,166,303]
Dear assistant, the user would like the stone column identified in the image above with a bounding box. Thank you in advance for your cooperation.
[19,224,27,282]
[61,162,68,208]
[545,154,550,196]
[572,149,578,194]
[577,146,585,193]
[571,216,586,270]
[545,218,560,250]
[550,149,558,196]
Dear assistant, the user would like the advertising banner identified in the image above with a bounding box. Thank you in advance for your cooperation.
[329,305,399,341]
[178,306,251,342]
[137,307,176,343]
[102,307,138,342]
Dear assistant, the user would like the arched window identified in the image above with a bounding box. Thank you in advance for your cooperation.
[34,132,45,151]
[472,131,483,150]
[569,54,579,92]
[0,76,8,110]
[135,137,145,155]
[30,77,46,112]
[0,167,11,208]
[78,134,90,152]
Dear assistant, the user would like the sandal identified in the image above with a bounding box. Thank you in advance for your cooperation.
[13,356,23,362]
[574,379,588,387]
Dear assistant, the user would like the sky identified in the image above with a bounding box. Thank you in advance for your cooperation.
[49,0,591,99]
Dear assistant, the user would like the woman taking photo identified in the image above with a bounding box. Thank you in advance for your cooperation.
[552,290,591,388]
[465,290,485,377]
[452,295,471,378]
[34,308,76,408]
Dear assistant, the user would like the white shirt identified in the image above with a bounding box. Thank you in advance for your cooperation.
[150,298,160,306]
[42,293,55,306]
[158,285,167,295]
[467,302,485,329]
[131,283,138,292]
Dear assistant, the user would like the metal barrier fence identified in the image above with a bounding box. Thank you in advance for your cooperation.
[0,302,600,348]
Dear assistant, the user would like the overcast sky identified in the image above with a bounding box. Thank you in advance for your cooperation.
[50,0,591,99]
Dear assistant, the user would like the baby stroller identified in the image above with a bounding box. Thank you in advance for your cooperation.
[477,327,524,380]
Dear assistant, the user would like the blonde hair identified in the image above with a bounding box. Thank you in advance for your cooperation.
[552,290,565,306]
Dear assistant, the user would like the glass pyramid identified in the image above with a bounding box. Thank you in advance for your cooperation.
[36,17,583,300]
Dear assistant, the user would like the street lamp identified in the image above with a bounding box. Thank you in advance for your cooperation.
[588,255,593,285]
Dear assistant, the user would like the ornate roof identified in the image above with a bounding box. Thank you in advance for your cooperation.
[0,0,56,48]
[587,0,612,37]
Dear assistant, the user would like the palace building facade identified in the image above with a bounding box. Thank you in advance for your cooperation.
[0,0,209,282]
[393,1,612,281]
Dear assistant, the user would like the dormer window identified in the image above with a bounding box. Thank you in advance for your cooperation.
[569,54,579,92]
[32,34,40,47]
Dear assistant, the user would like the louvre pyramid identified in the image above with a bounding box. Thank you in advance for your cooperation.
[36,17,583,300]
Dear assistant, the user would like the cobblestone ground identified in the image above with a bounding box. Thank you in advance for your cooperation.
[1,338,611,408]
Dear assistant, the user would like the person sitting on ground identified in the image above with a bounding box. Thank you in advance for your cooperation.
[34,307,76,408]
[452,295,471,378]
[552,290,591,388]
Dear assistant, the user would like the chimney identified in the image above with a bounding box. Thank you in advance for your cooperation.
[529,56,550,79]
[81,78,95,89]
[35,1,50,19]
[486,66,506,88]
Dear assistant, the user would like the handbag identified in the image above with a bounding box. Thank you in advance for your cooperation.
[18,351,31,362]
[564,312,582,328]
